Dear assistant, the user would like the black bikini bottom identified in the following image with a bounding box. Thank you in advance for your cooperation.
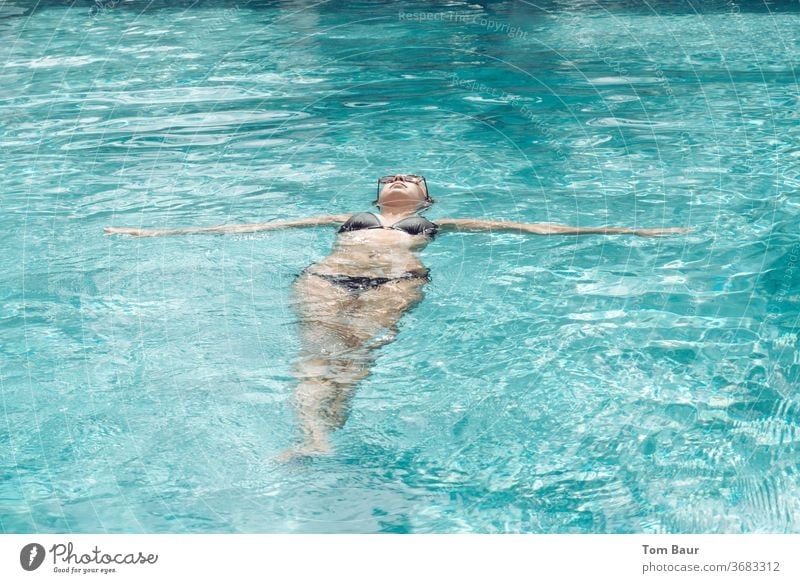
[304,269,430,292]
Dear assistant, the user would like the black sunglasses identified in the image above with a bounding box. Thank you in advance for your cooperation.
[375,175,431,202]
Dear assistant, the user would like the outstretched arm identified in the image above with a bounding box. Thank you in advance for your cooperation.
[437,218,691,237]
[104,214,351,237]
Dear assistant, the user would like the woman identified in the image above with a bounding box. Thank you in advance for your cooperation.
[106,174,690,459]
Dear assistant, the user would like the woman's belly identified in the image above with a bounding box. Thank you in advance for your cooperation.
[307,230,427,278]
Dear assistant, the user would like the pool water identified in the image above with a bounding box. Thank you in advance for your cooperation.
[2,0,799,533]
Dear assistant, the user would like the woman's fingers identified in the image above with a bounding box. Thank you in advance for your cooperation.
[104,227,152,236]
[635,227,693,237]
[105,227,135,235]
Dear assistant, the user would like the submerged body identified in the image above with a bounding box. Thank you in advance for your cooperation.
[290,212,438,457]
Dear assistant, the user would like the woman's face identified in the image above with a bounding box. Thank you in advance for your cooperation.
[377,176,428,206]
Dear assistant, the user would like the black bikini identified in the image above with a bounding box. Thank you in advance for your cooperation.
[309,269,431,292]
[305,212,437,293]
[337,212,438,237]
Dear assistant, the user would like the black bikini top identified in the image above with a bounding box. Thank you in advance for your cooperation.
[337,212,438,238]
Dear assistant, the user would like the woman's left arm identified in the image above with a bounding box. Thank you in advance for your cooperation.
[437,218,691,237]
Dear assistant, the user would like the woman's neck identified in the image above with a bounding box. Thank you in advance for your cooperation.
[378,203,422,221]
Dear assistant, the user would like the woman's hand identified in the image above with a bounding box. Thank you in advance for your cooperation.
[104,227,154,236]
[633,227,693,237]
[104,226,187,236]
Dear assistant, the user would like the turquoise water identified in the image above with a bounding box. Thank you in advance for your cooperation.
[2,0,799,533]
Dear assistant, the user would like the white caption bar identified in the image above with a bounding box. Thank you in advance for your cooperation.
[1,534,796,582]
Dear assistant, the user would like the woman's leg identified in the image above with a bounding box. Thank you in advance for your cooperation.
[286,274,359,456]
[281,274,425,459]
[318,278,425,429]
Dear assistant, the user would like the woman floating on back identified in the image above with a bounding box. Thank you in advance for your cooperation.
[106,174,690,459]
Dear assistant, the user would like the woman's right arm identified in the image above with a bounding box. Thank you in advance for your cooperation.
[104,214,351,237]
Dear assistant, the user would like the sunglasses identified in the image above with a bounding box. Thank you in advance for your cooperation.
[375,175,431,202]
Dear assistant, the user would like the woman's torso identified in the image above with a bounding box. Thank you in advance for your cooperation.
[307,212,436,278]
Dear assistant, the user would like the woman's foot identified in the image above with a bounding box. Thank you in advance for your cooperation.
[276,438,332,462]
